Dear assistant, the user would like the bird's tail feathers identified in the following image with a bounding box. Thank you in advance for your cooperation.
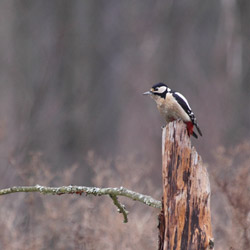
[195,123,202,136]
[192,131,198,139]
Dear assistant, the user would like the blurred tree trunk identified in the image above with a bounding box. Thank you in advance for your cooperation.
[158,121,213,250]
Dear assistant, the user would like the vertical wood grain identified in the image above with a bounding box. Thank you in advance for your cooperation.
[159,120,213,250]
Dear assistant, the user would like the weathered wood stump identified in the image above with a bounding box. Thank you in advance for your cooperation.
[158,120,213,250]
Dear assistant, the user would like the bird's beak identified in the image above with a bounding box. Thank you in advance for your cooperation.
[143,91,152,96]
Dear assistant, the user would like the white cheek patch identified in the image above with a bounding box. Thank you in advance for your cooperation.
[155,86,167,93]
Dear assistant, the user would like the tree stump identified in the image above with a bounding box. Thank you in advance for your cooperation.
[158,120,213,250]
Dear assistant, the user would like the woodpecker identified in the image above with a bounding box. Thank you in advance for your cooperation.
[143,83,202,138]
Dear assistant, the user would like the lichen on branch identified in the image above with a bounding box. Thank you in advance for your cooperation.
[0,185,161,223]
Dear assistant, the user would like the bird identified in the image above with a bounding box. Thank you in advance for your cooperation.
[143,82,202,138]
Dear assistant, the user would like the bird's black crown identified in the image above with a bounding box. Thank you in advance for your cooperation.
[151,82,170,98]
[152,82,168,90]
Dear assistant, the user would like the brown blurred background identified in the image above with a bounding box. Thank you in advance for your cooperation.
[0,1,249,249]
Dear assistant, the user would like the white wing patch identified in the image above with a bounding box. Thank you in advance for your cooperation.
[175,92,191,110]
[154,86,167,94]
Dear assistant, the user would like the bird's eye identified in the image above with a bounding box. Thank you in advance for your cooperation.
[154,88,158,91]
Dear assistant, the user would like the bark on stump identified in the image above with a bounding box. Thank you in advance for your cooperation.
[158,120,213,250]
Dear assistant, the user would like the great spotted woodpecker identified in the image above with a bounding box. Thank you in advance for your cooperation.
[143,83,202,138]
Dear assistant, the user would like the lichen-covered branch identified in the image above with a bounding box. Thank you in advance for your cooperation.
[109,194,129,223]
[0,185,161,223]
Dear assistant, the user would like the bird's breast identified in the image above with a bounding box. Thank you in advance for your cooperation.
[156,94,191,123]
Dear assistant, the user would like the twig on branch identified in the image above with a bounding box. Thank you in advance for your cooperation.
[109,194,129,223]
[0,185,161,223]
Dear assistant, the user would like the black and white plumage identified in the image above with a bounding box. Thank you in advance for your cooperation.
[143,82,202,138]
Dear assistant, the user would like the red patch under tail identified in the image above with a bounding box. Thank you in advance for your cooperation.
[185,122,194,137]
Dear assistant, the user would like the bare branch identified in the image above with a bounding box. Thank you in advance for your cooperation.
[0,185,161,223]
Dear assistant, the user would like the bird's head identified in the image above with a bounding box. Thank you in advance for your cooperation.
[143,83,170,99]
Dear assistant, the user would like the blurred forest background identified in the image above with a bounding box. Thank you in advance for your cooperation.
[0,1,249,249]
